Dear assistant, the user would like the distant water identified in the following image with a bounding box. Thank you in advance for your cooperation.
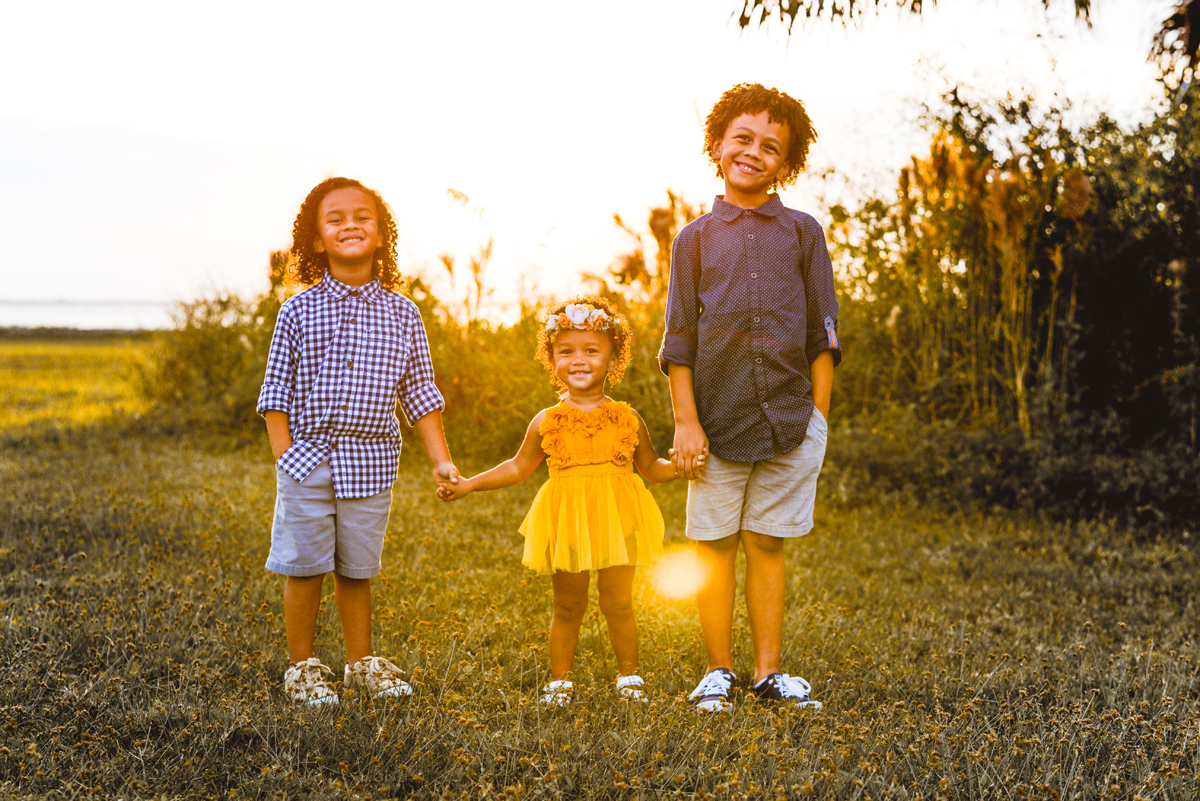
[0,300,175,330]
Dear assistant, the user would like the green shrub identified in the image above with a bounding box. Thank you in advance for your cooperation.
[135,292,279,434]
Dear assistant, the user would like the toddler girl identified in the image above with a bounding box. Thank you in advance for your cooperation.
[439,295,682,704]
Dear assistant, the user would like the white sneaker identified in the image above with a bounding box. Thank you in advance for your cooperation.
[344,655,413,699]
[751,672,822,709]
[283,657,339,706]
[616,674,649,703]
[688,668,735,712]
[539,679,573,706]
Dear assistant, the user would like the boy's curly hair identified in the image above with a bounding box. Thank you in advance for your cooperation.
[704,83,817,190]
[536,295,632,392]
[288,177,403,292]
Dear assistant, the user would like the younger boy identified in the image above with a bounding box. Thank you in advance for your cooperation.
[258,177,459,705]
[660,83,841,711]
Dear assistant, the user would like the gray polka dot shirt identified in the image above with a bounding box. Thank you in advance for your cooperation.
[659,194,842,462]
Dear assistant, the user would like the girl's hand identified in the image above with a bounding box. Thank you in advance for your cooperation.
[438,476,472,502]
[434,462,462,501]
[670,419,709,481]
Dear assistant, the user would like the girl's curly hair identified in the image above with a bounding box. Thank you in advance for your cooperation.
[288,177,403,292]
[704,83,817,190]
[536,295,633,392]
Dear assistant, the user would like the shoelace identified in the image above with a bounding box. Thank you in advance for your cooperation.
[775,674,813,699]
[288,658,335,695]
[689,670,733,699]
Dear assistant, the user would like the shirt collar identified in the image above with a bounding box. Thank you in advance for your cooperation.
[319,271,382,302]
[712,193,784,222]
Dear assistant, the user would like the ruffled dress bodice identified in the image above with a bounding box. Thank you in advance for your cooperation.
[519,401,664,575]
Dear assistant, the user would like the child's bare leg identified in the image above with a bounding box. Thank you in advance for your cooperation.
[695,534,741,672]
[284,574,325,664]
[596,565,639,676]
[333,573,372,665]
[548,571,590,681]
[742,529,785,682]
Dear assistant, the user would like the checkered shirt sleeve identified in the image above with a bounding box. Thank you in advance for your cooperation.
[257,274,445,499]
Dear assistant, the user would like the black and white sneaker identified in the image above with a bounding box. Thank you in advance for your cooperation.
[750,673,822,709]
[688,668,736,712]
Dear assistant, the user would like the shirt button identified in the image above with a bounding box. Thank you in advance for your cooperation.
[753,316,760,323]
[340,404,349,411]
[349,317,357,324]
[750,272,758,279]
[330,442,337,451]
[349,291,359,298]
[755,357,762,364]
[747,234,755,240]
[762,402,769,408]
[346,359,353,368]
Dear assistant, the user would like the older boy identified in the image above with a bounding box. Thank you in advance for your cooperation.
[660,83,841,711]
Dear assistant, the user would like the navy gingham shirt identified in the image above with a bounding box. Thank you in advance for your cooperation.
[257,273,445,499]
[659,194,842,463]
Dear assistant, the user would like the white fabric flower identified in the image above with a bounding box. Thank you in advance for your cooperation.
[587,308,608,329]
[564,304,591,327]
[545,315,559,331]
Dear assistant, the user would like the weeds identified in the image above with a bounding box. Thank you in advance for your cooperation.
[1,342,1197,798]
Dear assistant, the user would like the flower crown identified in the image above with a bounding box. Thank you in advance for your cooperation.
[544,303,612,339]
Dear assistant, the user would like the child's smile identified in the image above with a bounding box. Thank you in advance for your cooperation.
[712,111,791,208]
[552,330,613,399]
[314,187,383,272]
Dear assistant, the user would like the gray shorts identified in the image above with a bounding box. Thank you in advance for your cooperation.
[266,460,392,579]
[686,408,828,540]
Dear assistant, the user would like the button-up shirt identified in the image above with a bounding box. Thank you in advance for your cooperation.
[659,194,842,462]
[257,273,444,498]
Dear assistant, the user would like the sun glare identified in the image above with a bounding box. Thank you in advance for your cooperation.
[649,544,705,601]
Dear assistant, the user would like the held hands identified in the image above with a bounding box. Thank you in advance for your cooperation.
[433,462,467,502]
[669,420,709,481]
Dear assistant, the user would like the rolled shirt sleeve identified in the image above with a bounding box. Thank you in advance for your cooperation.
[798,214,842,367]
[397,312,445,425]
[658,226,702,374]
[257,302,298,415]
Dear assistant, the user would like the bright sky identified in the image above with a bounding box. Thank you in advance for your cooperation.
[0,0,1169,325]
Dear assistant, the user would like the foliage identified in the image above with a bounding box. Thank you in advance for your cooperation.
[827,91,1200,532]
[1,427,1198,798]
[135,291,281,435]
[734,0,1199,89]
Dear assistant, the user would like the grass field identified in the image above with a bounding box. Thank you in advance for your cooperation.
[0,333,151,432]
[0,338,1197,799]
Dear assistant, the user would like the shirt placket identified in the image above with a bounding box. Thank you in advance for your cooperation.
[745,212,769,419]
[333,289,363,468]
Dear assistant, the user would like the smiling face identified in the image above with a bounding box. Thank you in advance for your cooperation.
[551,329,614,398]
[313,186,383,277]
[712,111,791,209]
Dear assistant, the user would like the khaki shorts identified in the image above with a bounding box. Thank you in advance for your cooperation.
[266,460,392,579]
[685,409,827,540]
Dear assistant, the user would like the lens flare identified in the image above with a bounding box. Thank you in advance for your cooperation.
[649,544,705,601]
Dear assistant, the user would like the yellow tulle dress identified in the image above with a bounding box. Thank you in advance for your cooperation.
[520,401,665,575]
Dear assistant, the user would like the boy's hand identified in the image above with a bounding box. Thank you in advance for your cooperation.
[437,476,472,502]
[670,420,709,480]
[433,462,461,497]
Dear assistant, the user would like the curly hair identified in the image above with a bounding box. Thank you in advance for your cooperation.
[536,295,633,392]
[703,83,817,190]
[288,177,403,292]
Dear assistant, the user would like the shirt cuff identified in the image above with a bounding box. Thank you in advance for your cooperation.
[256,383,293,416]
[400,383,446,425]
[658,337,697,376]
